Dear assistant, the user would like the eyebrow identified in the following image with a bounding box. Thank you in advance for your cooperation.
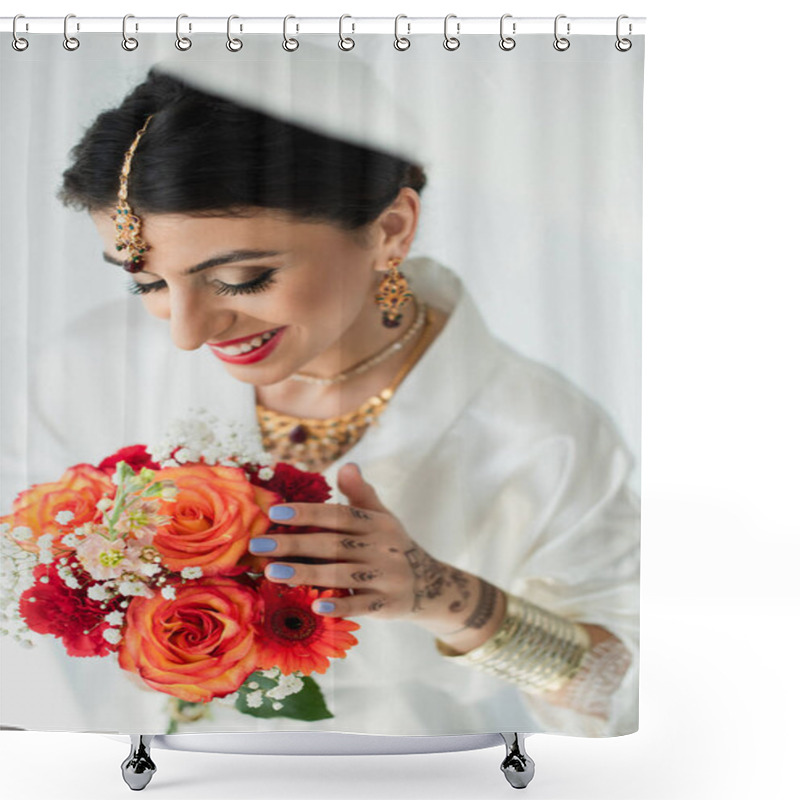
[102,248,286,276]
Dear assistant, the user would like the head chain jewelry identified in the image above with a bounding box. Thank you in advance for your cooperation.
[111,114,155,273]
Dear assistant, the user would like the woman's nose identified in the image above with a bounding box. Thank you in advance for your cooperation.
[167,291,225,351]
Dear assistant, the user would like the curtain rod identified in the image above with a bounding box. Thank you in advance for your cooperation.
[1,16,646,36]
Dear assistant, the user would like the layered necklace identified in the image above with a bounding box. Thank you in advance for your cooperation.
[254,300,433,471]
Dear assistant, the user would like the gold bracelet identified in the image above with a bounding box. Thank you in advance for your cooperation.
[434,592,592,693]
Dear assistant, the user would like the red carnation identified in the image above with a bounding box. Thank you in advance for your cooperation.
[18,562,121,657]
[97,444,161,476]
[255,461,331,503]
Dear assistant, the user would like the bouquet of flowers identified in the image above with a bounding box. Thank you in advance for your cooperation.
[0,408,360,732]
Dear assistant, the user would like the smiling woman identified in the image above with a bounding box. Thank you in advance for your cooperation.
[0,41,641,751]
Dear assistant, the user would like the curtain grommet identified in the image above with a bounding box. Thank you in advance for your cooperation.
[226,15,243,51]
[443,14,460,51]
[175,14,192,51]
[499,14,516,51]
[121,14,139,51]
[12,14,29,51]
[553,14,571,51]
[338,14,355,51]
[615,15,633,51]
[63,14,80,51]
[283,15,299,52]
[394,15,411,51]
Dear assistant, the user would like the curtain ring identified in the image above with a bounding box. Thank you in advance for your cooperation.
[283,15,299,52]
[443,14,460,51]
[226,15,243,51]
[12,14,29,52]
[553,14,570,51]
[499,14,515,51]
[63,13,80,51]
[394,14,410,50]
[122,14,139,51]
[615,15,632,52]
[339,14,355,51]
[176,14,192,51]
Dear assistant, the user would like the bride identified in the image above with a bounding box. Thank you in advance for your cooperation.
[4,65,640,738]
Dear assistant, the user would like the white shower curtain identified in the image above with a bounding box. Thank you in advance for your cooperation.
[0,24,643,739]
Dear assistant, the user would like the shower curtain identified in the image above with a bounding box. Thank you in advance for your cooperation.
[0,19,644,740]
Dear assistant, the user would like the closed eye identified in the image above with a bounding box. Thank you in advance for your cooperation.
[126,269,278,297]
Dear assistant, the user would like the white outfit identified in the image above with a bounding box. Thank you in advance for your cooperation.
[0,256,640,738]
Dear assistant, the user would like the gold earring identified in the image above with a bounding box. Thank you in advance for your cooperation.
[375,257,414,328]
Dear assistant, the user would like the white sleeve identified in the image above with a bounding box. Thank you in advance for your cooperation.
[508,394,641,737]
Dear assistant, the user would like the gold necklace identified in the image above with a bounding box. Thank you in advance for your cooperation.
[254,305,436,471]
[289,300,428,385]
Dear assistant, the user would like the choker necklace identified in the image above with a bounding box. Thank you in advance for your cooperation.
[254,304,436,471]
[288,300,428,386]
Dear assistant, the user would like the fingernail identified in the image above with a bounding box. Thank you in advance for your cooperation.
[347,462,362,476]
[250,537,277,554]
[314,601,336,614]
[269,505,295,520]
[267,563,295,579]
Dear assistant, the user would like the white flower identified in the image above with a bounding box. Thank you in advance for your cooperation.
[248,681,260,689]
[64,576,80,590]
[0,522,11,535]
[265,673,304,700]
[102,628,122,645]
[96,498,114,512]
[60,533,80,547]
[246,690,264,708]
[161,585,176,600]
[55,510,75,524]
[119,580,154,597]
[258,467,275,481]
[181,566,203,580]
[12,526,33,541]
[104,610,125,626]
[271,702,284,710]
[139,562,161,578]
[87,583,112,601]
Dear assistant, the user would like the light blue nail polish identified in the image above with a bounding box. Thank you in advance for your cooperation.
[250,537,277,554]
[315,601,335,614]
[268,563,295,579]
[269,505,295,520]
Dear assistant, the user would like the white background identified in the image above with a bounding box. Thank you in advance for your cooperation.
[1,1,798,799]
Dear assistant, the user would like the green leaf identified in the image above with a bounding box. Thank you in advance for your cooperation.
[233,670,333,721]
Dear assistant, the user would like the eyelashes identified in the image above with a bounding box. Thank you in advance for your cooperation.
[126,269,279,297]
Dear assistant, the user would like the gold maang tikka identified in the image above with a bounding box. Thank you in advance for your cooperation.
[375,256,414,328]
[111,114,155,273]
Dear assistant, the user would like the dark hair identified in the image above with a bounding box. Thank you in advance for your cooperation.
[57,67,427,244]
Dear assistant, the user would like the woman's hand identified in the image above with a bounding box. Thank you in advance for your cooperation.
[247,462,490,636]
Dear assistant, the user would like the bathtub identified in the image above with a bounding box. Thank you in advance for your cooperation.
[104,731,535,790]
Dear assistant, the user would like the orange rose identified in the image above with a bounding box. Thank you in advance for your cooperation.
[118,576,264,703]
[144,463,281,576]
[0,464,114,556]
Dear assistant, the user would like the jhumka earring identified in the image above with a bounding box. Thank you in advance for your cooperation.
[375,257,414,328]
[110,114,154,273]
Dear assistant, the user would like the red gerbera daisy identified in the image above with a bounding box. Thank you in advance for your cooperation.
[255,581,360,677]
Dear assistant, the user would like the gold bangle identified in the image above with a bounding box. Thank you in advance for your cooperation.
[434,593,592,693]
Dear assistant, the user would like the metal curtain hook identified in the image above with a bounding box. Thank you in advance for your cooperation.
[499,13,516,51]
[553,14,571,51]
[615,15,632,51]
[176,13,192,51]
[63,13,80,51]
[443,14,460,51]
[122,14,139,51]
[339,14,355,50]
[12,14,29,51]
[226,15,242,51]
[283,15,299,51]
[394,14,410,50]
